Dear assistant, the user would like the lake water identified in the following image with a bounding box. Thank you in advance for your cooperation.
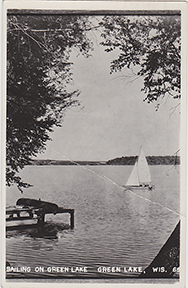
[6,165,180,279]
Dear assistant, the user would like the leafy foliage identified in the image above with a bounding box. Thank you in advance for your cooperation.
[7,14,181,192]
[99,15,181,105]
[7,14,93,191]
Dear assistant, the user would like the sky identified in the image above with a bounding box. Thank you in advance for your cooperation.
[36,28,180,162]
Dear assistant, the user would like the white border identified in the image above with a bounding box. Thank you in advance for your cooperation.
[1,1,187,288]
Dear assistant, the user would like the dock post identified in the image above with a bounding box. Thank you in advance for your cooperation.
[70,210,74,229]
[37,213,45,225]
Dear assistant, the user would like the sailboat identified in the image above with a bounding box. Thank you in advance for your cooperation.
[125,147,154,190]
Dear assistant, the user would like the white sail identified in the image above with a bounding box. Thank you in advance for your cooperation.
[126,147,151,187]
[137,148,151,185]
[126,160,139,186]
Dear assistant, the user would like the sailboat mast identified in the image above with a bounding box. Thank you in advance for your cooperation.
[137,147,151,185]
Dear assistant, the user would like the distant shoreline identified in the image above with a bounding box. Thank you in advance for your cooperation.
[28,156,180,166]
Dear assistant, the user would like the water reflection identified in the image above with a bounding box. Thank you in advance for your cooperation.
[6,222,71,240]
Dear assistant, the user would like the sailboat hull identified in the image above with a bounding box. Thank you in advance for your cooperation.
[123,185,155,191]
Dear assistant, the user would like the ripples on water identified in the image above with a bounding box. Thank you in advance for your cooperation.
[6,165,180,279]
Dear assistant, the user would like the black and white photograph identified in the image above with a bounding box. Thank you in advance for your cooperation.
[1,1,187,287]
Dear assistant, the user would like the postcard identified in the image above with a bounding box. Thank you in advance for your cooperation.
[1,1,187,287]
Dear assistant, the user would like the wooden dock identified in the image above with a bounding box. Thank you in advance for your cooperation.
[6,198,75,230]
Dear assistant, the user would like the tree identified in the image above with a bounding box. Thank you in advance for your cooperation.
[99,15,181,108]
[6,14,181,191]
[7,14,93,191]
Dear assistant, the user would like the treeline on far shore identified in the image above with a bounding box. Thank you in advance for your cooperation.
[30,160,106,166]
[106,155,180,165]
[30,156,180,166]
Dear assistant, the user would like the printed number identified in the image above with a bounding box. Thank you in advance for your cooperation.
[172,267,179,273]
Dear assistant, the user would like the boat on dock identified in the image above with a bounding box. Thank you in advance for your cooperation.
[6,198,74,232]
[124,147,154,190]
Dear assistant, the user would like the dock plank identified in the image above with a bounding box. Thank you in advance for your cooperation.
[6,206,75,228]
